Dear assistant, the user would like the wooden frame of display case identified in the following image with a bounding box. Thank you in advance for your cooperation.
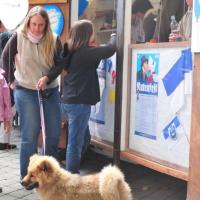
[29,0,68,5]
[120,41,200,200]
[121,41,191,181]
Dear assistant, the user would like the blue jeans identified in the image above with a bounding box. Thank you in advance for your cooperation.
[14,87,61,179]
[61,104,91,174]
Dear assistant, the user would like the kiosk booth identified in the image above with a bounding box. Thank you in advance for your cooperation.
[70,0,200,199]
[23,0,200,199]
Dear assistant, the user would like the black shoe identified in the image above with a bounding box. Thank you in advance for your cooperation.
[57,148,66,162]
[0,187,2,193]
[0,143,6,150]
[0,143,16,150]
[6,143,17,149]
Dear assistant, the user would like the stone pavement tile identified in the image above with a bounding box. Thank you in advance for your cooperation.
[0,186,21,194]
[20,193,39,200]
[0,194,19,200]
[0,180,10,187]
[0,170,19,179]
[6,188,36,199]
[9,183,23,191]
[0,187,39,200]
[1,178,20,188]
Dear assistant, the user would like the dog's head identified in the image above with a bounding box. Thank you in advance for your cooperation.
[21,154,60,190]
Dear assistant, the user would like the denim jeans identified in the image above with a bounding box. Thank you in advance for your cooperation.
[14,87,61,179]
[61,103,91,174]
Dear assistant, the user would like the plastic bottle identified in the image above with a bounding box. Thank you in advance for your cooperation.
[169,15,181,42]
[170,15,179,33]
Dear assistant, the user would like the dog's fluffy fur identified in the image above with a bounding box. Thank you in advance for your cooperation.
[22,154,132,200]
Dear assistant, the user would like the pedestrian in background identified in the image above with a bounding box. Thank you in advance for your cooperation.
[169,0,193,41]
[0,20,16,150]
[131,0,154,43]
[153,0,185,42]
[0,68,13,149]
[1,6,63,180]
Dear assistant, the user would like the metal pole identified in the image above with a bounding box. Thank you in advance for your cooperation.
[113,0,125,166]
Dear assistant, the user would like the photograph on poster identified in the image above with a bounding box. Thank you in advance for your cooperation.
[134,53,159,140]
[136,53,159,83]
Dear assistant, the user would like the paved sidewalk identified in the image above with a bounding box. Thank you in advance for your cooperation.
[0,128,187,200]
[0,129,39,200]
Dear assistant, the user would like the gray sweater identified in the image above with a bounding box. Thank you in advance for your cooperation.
[2,32,63,90]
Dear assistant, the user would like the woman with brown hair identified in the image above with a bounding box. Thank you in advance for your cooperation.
[61,20,116,174]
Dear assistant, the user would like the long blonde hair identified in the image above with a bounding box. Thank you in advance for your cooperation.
[21,6,55,66]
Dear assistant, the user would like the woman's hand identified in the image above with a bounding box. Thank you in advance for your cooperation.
[10,82,15,90]
[37,76,49,90]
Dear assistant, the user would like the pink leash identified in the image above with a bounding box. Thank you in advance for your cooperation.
[38,90,46,155]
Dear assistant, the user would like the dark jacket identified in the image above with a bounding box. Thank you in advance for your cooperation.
[0,32,12,57]
[137,69,147,81]
[0,32,14,106]
[62,34,116,105]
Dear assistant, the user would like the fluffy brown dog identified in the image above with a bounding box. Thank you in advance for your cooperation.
[21,154,132,200]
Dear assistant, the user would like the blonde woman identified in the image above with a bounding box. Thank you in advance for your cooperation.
[1,6,63,180]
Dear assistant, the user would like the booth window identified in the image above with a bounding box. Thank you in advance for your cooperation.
[78,0,117,44]
[131,0,189,43]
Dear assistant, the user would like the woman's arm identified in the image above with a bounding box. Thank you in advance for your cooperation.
[2,79,12,122]
[1,33,17,83]
[46,37,64,82]
[37,37,66,89]
[85,33,116,63]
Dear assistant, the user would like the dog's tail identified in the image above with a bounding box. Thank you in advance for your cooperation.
[99,165,132,200]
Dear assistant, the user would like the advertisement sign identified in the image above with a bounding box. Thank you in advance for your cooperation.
[129,46,192,168]
[89,54,116,142]
[78,0,89,17]
[135,53,159,140]
[44,4,64,36]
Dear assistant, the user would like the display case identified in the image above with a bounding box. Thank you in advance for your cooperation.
[122,41,192,181]
[69,1,200,198]
[72,0,117,149]
[78,0,116,43]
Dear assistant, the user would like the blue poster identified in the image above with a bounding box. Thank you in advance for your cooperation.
[90,57,115,124]
[162,48,192,96]
[78,0,89,17]
[90,60,107,124]
[163,116,181,140]
[43,4,64,36]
